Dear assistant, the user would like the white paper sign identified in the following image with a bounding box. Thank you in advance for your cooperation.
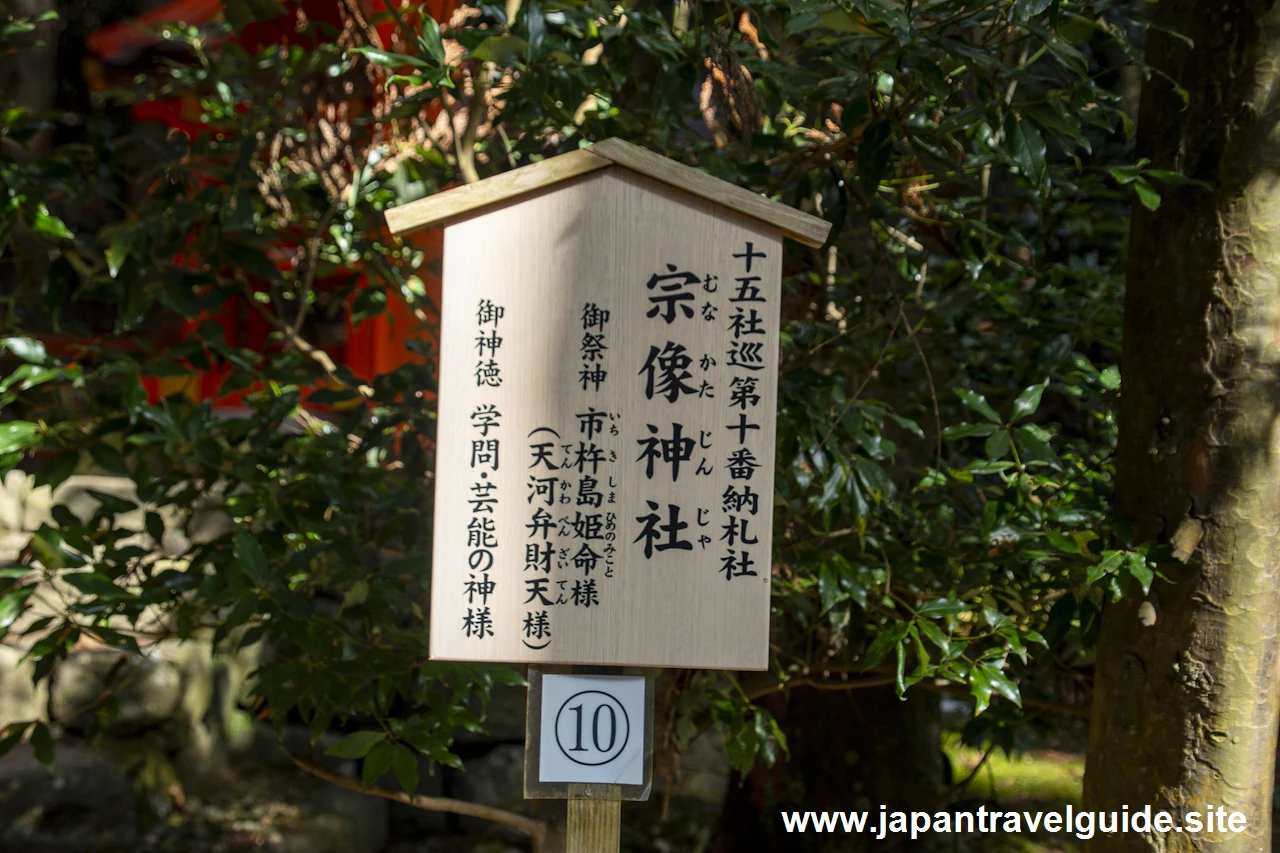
[538,674,645,785]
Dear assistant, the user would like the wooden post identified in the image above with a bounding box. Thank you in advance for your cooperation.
[566,789,621,853]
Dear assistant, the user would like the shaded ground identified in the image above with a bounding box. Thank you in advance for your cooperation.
[0,727,1094,853]
[946,735,1084,853]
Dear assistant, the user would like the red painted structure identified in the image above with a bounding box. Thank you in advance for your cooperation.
[84,0,453,407]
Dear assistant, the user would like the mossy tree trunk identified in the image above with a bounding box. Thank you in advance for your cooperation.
[1085,1,1280,849]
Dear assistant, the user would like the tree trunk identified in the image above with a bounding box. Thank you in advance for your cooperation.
[712,686,944,852]
[1085,2,1280,850]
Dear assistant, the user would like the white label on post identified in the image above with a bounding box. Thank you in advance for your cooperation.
[538,674,645,785]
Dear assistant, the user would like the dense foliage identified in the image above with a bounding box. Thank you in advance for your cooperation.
[0,0,1178,798]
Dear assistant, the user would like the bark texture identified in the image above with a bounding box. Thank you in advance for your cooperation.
[1085,2,1280,850]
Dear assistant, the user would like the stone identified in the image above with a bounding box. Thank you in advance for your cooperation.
[0,469,28,532]
[0,643,48,728]
[219,730,388,853]
[0,740,139,853]
[449,744,528,836]
[20,481,52,532]
[50,650,182,734]
[132,748,390,853]
[48,476,139,527]
[265,770,388,853]
[673,728,731,804]
[618,728,730,853]
[455,682,527,745]
[187,508,234,545]
[383,753,449,836]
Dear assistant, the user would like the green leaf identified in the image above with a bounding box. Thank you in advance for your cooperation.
[862,622,908,669]
[894,634,907,695]
[941,422,997,440]
[363,739,395,788]
[0,422,39,455]
[1133,177,1161,211]
[967,460,1015,475]
[858,119,893,193]
[1005,114,1047,187]
[1144,168,1211,189]
[106,235,131,279]
[1054,14,1093,45]
[341,579,369,612]
[86,489,137,515]
[1099,365,1121,390]
[326,730,387,759]
[468,35,530,64]
[0,587,34,630]
[1010,380,1049,422]
[352,286,388,324]
[1013,425,1059,468]
[982,606,1011,631]
[1127,553,1155,595]
[1087,550,1126,586]
[33,451,79,490]
[1107,163,1142,185]
[970,665,993,715]
[419,13,447,64]
[391,743,420,796]
[31,204,73,240]
[1,337,49,363]
[760,708,786,759]
[145,512,165,544]
[1029,22,1087,75]
[349,46,435,71]
[226,245,282,282]
[917,619,951,656]
[983,429,1010,461]
[1024,103,1090,153]
[750,709,777,766]
[0,722,31,759]
[917,597,967,618]
[978,663,1021,708]
[233,531,269,585]
[246,0,288,21]
[0,364,65,394]
[64,572,132,600]
[30,721,54,769]
[888,413,923,438]
[1014,0,1053,24]
[954,388,1002,423]
[224,0,252,30]
[88,443,127,476]
[1045,530,1078,554]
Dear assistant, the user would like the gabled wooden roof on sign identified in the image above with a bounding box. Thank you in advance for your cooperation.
[383,137,833,248]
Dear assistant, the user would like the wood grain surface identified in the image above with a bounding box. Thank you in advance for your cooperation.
[430,168,780,670]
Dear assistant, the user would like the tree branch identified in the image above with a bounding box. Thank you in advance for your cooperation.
[238,274,374,399]
[449,67,487,184]
[284,749,549,852]
[287,201,340,344]
[947,740,996,797]
[743,674,899,701]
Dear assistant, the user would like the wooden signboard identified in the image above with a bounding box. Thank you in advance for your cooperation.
[386,139,830,671]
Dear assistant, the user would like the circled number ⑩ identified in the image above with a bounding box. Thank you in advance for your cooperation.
[553,690,630,766]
